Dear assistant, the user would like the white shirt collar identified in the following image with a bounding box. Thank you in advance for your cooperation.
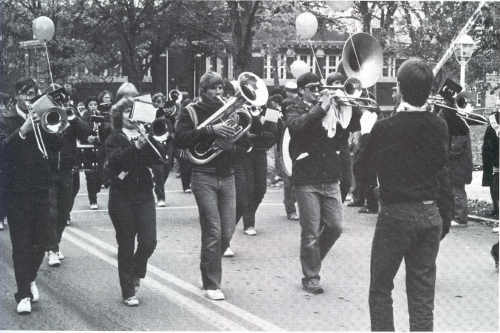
[396,101,428,113]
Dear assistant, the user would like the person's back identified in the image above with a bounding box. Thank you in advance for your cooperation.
[368,111,449,204]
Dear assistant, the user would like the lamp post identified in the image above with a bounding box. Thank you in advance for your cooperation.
[453,34,476,89]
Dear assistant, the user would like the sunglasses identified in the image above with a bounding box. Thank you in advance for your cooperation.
[305,84,321,92]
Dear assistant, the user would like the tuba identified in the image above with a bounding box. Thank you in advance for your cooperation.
[186,72,269,165]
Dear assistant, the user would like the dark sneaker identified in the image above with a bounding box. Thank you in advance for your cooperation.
[302,278,324,294]
[347,201,364,207]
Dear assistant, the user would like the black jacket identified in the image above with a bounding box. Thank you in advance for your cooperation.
[0,105,63,192]
[286,100,359,186]
[248,115,278,151]
[48,116,91,172]
[358,111,453,226]
[104,129,166,200]
[175,96,233,177]
[482,112,499,186]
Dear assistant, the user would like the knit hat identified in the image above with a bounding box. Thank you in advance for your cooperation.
[199,71,223,92]
[297,72,320,89]
[326,72,346,85]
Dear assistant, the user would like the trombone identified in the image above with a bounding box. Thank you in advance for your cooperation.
[429,94,489,125]
[321,77,379,110]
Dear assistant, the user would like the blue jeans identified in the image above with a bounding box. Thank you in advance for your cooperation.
[191,171,236,290]
[369,201,442,331]
[295,182,343,281]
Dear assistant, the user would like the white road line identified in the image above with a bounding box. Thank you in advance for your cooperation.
[71,202,283,214]
[65,227,284,331]
[63,232,248,331]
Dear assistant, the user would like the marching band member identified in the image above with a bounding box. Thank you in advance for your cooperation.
[280,81,299,221]
[105,83,164,306]
[175,72,237,300]
[359,59,453,331]
[151,92,175,207]
[82,96,102,209]
[0,78,63,314]
[286,72,360,295]
[45,84,91,267]
[240,103,278,236]
[482,107,499,218]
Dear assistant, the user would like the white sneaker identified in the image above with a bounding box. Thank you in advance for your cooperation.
[451,220,467,227]
[90,203,98,210]
[123,295,140,306]
[244,227,257,236]
[223,247,235,257]
[47,251,61,267]
[30,281,39,303]
[0,221,3,230]
[56,250,65,260]
[205,289,225,301]
[157,200,166,207]
[492,227,499,233]
[17,297,31,314]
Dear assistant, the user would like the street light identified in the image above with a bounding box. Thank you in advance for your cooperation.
[194,53,203,98]
[453,33,476,88]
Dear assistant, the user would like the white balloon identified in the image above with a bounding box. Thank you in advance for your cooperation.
[295,12,318,40]
[290,60,309,79]
[33,16,55,41]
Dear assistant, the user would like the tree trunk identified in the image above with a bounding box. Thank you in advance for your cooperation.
[271,54,280,87]
[150,39,163,94]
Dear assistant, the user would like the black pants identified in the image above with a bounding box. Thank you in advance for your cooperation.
[490,172,499,214]
[241,150,267,229]
[108,189,157,299]
[339,146,352,203]
[369,202,442,331]
[47,169,74,251]
[71,168,80,204]
[152,163,172,201]
[0,185,6,220]
[234,160,250,228]
[179,158,192,191]
[84,169,101,204]
[7,190,50,302]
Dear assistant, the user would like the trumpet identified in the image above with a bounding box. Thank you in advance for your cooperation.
[186,72,268,165]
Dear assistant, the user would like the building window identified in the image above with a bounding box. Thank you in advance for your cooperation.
[264,54,288,80]
[324,55,340,78]
[296,54,312,73]
[382,56,396,77]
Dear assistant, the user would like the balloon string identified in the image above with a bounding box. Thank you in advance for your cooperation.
[308,40,324,81]
[44,42,54,86]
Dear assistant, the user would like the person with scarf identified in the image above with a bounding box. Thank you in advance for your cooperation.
[175,72,237,301]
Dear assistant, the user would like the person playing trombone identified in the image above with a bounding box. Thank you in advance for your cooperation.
[0,78,63,314]
[286,72,362,295]
[104,82,166,306]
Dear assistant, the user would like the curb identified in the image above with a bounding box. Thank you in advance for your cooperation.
[468,214,499,228]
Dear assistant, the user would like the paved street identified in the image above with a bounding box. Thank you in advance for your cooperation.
[0,173,498,331]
